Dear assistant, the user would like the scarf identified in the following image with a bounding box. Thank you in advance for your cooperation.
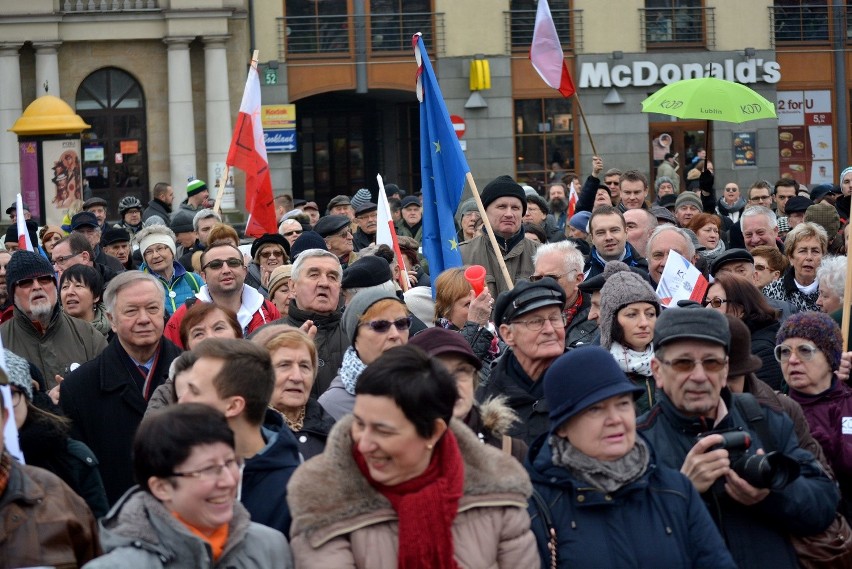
[0,452,12,496]
[91,303,112,337]
[172,511,230,561]
[339,346,367,396]
[550,434,650,493]
[563,292,584,327]
[352,430,464,569]
[609,341,654,377]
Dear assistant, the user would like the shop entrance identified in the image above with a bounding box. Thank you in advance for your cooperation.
[649,121,709,192]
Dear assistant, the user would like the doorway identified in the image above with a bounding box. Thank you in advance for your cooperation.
[649,121,709,194]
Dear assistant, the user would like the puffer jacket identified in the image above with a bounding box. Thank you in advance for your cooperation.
[0,456,101,569]
[287,416,539,568]
[84,487,292,569]
[460,229,538,298]
[141,260,203,315]
[526,435,737,569]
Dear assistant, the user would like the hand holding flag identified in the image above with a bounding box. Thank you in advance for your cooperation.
[655,250,708,308]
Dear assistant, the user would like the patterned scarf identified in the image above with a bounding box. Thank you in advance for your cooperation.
[353,430,464,569]
[563,292,584,327]
[609,342,654,377]
[339,346,367,396]
[550,434,649,493]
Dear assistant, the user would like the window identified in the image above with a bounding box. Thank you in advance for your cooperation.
[772,1,829,44]
[643,0,707,48]
[284,0,349,55]
[509,0,573,50]
[369,0,433,52]
[76,67,147,218]
[515,98,574,192]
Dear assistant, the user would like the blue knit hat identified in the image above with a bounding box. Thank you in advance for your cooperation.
[776,312,842,371]
[544,345,643,434]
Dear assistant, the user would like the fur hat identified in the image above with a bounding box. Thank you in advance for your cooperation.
[136,225,177,258]
[186,178,208,197]
[675,191,702,212]
[598,261,659,349]
[6,250,55,298]
[342,288,403,345]
[481,175,527,215]
[776,311,842,371]
[4,349,33,401]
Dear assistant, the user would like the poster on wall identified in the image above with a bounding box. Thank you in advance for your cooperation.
[732,132,756,167]
[41,139,82,227]
[776,90,834,185]
[18,142,41,222]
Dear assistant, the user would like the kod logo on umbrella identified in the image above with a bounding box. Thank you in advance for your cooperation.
[659,99,683,109]
[740,103,763,114]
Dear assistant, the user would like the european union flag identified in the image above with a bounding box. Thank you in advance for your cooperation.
[413,34,469,295]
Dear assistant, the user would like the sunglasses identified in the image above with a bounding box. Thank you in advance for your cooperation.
[259,250,284,259]
[17,275,55,289]
[282,230,302,237]
[529,273,567,282]
[361,317,412,333]
[659,357,727,373]
[703,297,728,308]
[774,343,819,363]
[202,258,244,271]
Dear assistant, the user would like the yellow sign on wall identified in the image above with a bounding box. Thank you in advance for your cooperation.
[261,104,296,129]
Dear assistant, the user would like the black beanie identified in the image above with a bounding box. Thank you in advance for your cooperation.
[480,175,527,215]
[342,255,392,289]
[289,231,328,260]
[6,250,55,298]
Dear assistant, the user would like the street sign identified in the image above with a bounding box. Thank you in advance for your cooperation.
[450,114,465,139]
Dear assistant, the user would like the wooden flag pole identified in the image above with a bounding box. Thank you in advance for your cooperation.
[573,93,598,158]
[466,172,515,290]
[215,50,259,216]
[842,207,852,351]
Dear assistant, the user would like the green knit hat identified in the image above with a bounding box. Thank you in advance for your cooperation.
[186,178,208,197]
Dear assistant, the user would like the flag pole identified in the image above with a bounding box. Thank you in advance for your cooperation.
[842,206,852,351]
[215,49,260,216]
[573,93,598,157]
[466,172,515,290]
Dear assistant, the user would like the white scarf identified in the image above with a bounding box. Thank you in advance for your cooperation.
[609,342,654,377]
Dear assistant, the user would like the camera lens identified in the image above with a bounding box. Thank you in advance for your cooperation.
[735,452,800,491]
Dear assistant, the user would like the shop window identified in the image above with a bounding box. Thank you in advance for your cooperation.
[284,0,350,55]
[514,98,574,192]
[509,0,573,50]
[771,1,830,44]
[642,1,712,49]
[369,0,433,52]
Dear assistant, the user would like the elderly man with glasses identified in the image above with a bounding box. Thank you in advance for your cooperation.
[638,306,839,569]
[164,242,280,348]
[475,279,566,445]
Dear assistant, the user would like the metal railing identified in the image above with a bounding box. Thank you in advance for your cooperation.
[639,6,715,50]
[62,0,159,11]
[279,12,444,58]
[505,9,582,53]
[769,4,831,45]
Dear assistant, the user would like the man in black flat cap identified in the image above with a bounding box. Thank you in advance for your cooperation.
[460,175,538,297]
[396,196,423,244]
[475,278,566,444]
[352,202,378,251]
[314,214,358,269]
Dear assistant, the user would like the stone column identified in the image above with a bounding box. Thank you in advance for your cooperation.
[0,43,23,215]
[33,41,62,98]
[163,37,197,205]
[203,35,232,195]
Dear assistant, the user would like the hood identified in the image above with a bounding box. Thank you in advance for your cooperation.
[197,284,265,332]
[477,395,521,436]
[244,416,302,475]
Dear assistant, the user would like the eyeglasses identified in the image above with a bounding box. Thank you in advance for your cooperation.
[52,252,81,265]
[282,229,302,237]
[361,317,412,333]
[259,249,284,260]
[749,195,771,203]
[774,343,819,363]
[703,297,728,308]
[529,273,568,282]
[144,245,171,258]
[17,275,55,289]
[331,229,353,239]
[659,357,728,373]
[511,313,568,331]
[171,457,243,481]
[605,181,620,187]
[754,264,768,272]
[724,187,738,192]
[202,258,244,271]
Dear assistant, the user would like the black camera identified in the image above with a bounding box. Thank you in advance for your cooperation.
[698,429,800,491]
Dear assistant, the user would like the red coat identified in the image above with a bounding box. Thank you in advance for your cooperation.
[164,296,279,349]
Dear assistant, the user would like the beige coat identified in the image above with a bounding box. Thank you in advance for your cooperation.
[460,233,538,297]
[287,416,539,569]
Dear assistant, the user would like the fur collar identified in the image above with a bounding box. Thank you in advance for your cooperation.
[287,416,532,543]
[477,395,520,436]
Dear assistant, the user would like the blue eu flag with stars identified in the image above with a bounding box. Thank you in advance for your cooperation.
[414,34,469,296]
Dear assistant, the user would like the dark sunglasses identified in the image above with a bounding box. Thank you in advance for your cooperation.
[259,250,284,259]
[703,297,728,308]
[529,273,566,282]
[360,317,412,333]
[282,229,303,237]
[202,258,244,271]
[17,275,55,288]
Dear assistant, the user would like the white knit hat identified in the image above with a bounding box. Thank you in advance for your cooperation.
[136,225,177,258]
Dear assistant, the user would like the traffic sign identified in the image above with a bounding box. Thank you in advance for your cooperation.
[450,114,465,139]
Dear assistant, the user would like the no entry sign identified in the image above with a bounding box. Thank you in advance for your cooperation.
[450,114,465,139]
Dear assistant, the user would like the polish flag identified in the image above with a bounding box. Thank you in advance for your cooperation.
[16,194,33,252]
[530,0,576,98]
[376,174,409,291]
[227,61,277,238]
[656,250,709,308]
[567,179,578,218]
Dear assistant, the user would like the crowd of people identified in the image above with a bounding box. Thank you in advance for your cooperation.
[1,162,852,568]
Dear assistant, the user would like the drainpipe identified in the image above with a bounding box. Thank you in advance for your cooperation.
[834,0,848,168]
[354,0,367,93]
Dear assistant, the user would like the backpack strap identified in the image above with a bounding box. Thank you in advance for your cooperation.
[187,272,202,293]
[530,488,558,569]
[733,392,776,453]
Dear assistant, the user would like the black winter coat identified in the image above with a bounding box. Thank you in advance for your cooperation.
[288,398,336,460]
[284,302,348,398]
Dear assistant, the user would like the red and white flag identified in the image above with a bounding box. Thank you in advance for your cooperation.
[16,194,33,252]
[376,174,409,291]
[530,0,576,98]
[227,61,277,238]
[656,250,708,308]
[567,179,578,218]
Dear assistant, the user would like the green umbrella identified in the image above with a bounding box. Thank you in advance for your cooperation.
[641,77,776,123]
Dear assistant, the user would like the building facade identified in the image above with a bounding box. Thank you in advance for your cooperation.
[0,1,848,222]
